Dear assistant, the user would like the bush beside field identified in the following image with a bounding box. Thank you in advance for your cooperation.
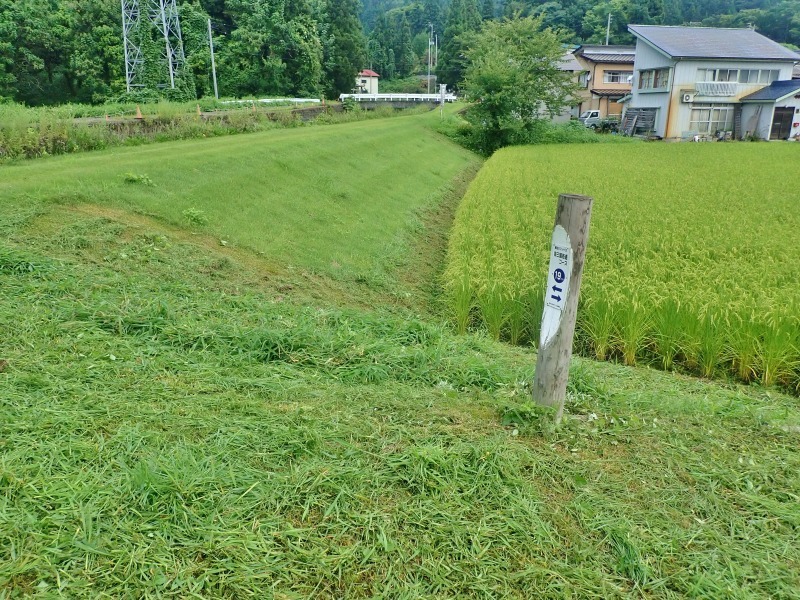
[444,143,800,393]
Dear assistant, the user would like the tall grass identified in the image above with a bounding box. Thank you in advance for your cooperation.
[444,144,800,393]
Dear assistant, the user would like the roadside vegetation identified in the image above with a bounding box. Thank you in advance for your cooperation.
[0,100,431,162]
[445,143,800,394]
[2,109,799,597]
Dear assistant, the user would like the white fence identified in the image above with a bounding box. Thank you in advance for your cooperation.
[221,98,321,105]
[339,93,457,103]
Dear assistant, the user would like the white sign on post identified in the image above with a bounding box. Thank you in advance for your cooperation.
[539,224,572,349]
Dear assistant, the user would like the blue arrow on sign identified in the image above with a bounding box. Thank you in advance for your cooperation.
[551,294,562,302]
[552,285,562,293]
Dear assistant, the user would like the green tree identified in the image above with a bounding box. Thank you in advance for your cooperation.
[221,0,322,97]
[395,14,416,75]
[320,0,366,97]
[422,0,445,33]
[462,16,579,153]
[0,0,18,99]
[437,0,481,89]
[481,0,496,20]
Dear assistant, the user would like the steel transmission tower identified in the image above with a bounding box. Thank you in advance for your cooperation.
[121,0,186,92]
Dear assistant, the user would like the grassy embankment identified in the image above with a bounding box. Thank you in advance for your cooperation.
[2,117,799,597]
[0,99,427,161]
[445,143,800,393]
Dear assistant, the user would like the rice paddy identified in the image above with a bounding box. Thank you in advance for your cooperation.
[444,143,800,392]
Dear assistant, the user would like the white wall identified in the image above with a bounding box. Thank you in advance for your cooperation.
[629,40,674,137]
[741,103,773,139]
[739,97,800,140]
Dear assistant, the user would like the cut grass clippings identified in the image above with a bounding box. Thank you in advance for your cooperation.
[1,198,799,598]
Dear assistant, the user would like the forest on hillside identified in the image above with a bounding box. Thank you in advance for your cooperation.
[0,0,798,106]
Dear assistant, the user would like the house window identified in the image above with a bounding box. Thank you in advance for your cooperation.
[698,68,780,84]
[603,70,633,84]
[759,69,779,83]
[638,68,669,90]
[689,103,734,133]
[697,68,739,82]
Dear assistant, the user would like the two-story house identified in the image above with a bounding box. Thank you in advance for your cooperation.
[553,50,588,123]
[623,25,800,140]
[573,45,636,119]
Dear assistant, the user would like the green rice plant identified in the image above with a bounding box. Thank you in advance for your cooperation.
[653,299,685,371]
[728,312,760,383]
[451,274,473,335]
[581,297,617,361]
[616,301,651,367]
[477,283,507,341]
[444,144,800,393]
[506,293,527,346]
[757,321,798,388]
[523,286,545,348]
[693,310,727,379]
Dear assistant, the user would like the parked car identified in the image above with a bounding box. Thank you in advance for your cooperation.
[578,110,601,128]
[578,110,620,132]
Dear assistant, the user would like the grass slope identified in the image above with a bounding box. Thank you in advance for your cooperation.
[1,109,477,282]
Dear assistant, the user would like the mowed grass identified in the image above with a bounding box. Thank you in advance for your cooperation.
[445,143,800,392]
[2,164,800,594]
[0,108,477,282]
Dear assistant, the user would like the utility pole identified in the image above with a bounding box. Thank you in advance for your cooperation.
[606,13,612,46]
[427,23,434,94]
[208,18,218,99]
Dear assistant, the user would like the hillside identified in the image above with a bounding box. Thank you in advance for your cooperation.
[2,113,799,597]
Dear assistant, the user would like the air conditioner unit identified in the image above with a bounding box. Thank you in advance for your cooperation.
[682,92,695,103]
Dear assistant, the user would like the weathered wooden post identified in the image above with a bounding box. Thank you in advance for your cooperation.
[533,193,593,423]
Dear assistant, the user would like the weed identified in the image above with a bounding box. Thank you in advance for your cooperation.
[182,207,209,226]
[123,173,154,186]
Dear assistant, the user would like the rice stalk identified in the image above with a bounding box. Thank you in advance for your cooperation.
[477,283,507,341]
[581,298,616,361]
[616,302,651,367]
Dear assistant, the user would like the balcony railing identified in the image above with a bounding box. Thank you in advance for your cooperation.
[695,82,738,96]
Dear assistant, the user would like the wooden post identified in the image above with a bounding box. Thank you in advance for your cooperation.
[533,193,593,423]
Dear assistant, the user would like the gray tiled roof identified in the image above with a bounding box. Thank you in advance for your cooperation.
[741,79,800,101]
[629,25,800,61]
[586,53,636,64]
[559,52,584,72]
[575,45,636,64]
